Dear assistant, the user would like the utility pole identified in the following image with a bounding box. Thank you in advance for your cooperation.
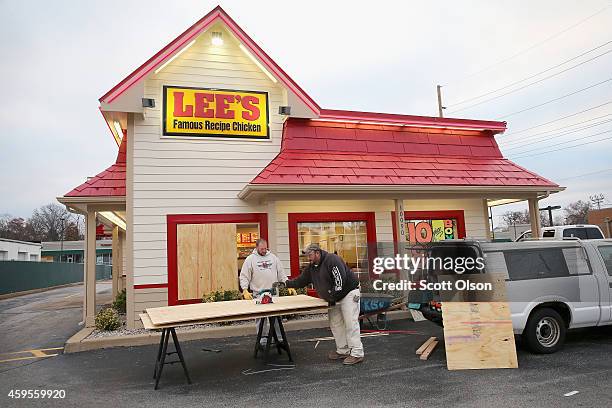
[539,205,561,227]
[436,85,445,118]
[590,194,605,210]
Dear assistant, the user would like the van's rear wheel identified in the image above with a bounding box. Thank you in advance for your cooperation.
[524,308,566,353]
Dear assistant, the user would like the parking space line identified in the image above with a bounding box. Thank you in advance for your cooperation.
[0,347,63,364]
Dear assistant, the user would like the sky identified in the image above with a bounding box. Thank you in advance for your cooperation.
[0,0,611,226]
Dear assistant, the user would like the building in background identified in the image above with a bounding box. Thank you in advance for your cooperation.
[588,207,612,238]
[58,6,564,328]
[41,239,113,265]
[0,238,42,261]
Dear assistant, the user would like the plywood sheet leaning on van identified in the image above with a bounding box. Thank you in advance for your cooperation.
[442,302,518,370]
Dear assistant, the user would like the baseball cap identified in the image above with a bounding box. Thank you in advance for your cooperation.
[301,243,321,254]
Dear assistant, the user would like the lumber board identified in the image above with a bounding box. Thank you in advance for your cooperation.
[146,294,329,326]
[210,223,238,292]
[419,340,438,360]
[416,337,437,355]
[177,224,201,300]
[140,304,328,330]
[442,302,518,370]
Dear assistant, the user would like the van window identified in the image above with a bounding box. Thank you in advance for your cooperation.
[504,248,570,280]
[563,228,587,239]
[542,230,555,238]
[598,246,612,276]
[586,228,604,239]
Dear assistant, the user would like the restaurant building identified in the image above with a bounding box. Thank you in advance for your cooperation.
[58,6,563,328]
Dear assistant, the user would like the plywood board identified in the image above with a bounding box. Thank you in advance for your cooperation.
[210,223,238,292]
[146,294,329,326]
[140,304,328,330]
[177,224,202,300]
[442,302,518,370]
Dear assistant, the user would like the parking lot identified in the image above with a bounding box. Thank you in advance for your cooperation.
[1,317,610,408]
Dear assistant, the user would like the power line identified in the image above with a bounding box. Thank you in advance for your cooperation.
[511,132,612,159]
[500,112,612,143]
[508,128,612,155]
[445,5,611,87]
[501,118,612,149]
[496,77,612,119]
[446,42,612,112]
[556,168,612,181]
[501,100,612,136]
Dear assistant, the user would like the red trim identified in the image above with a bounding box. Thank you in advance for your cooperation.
[134,283,168,290]
[287,211,377,279]
[391,210,467,250]
[166,213,268,306]
[318,109,506,133]
[100,6,319,115]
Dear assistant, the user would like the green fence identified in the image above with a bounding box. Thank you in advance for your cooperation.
[0,261,112,295]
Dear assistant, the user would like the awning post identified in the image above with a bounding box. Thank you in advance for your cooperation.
[84,208,97,327]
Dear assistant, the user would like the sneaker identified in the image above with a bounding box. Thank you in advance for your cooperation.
[343,356,364,365]
[328,351,350,360]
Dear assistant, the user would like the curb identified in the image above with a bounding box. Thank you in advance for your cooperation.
[64,310,411,353]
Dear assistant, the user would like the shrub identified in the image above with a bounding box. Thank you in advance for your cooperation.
[203,289,242,303]
[95,308,121,331]
[278,286,307,296]
[112,289,126,313]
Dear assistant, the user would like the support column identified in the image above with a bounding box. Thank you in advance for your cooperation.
[528,197,542,239]
[267,200,277,253]
[84,209,97,327]
[112,225,123,300]
[118,229,125,293]
[482,199,492,240]
[393,198,409,280]
[126,113,135,329]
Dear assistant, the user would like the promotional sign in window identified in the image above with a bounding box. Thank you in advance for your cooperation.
[405,218,459,243]
[163,86,269,139]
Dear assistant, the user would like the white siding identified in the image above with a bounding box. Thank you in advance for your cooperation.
[132,23,282,286]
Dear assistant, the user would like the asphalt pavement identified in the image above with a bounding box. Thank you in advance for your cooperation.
[0,314,610,407]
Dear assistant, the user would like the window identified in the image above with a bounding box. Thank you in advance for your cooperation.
[17,251,27,261]
[0,251,7,261]
[504,248,570,280]
[297,221,369,278]
[29,254,38,262]
[586,228,604,239]
[598,246,612,276]
[542,230,555,238]
[563,228,587,239]
[562,247,591,275]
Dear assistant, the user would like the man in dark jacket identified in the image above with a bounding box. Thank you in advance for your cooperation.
[286,243,364,365]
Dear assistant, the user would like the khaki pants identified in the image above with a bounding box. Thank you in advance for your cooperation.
[328,288,364,358]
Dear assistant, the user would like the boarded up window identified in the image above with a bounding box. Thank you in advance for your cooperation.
[177,223,238,300]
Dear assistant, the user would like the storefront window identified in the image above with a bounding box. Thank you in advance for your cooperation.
[297,221,369,278]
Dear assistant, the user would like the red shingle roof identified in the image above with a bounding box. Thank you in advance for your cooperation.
[251,119,559,188]
[64,136,126,197]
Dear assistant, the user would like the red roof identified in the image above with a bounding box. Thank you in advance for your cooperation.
[64,135,126,197]
[251,119,559,188]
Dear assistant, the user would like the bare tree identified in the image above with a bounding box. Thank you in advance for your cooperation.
[563,200,590,225]
[502,210,530,227]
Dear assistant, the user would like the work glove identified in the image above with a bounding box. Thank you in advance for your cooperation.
[287,288,297,296]
[242,289,253,300]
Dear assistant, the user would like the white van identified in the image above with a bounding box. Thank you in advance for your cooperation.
[516,224,604,241]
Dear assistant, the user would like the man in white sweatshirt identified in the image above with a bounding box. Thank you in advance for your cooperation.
[239,238,295,346]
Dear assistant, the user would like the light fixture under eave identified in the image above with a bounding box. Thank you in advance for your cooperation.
[113,120,124,141]
[98,211,126,231]
[238,43,278,83]
[211,31,223,46]
[154,39,197,74]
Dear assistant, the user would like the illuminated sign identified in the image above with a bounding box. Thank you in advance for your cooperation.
[162,86,269,139]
